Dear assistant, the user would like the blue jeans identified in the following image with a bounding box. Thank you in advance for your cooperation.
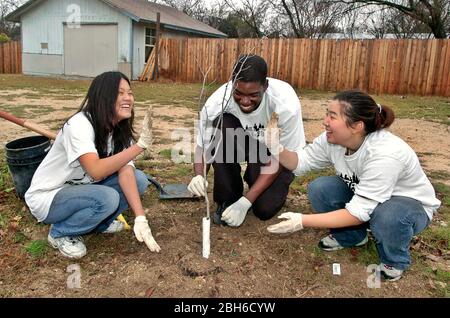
[44,169,149,238]
[307,176,429,270]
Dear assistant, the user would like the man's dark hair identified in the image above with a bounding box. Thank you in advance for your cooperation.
[232,54,267,85]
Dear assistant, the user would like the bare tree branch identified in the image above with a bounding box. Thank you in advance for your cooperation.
[335,0,450,38]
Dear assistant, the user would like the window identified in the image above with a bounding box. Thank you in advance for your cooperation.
[145,28,156,63]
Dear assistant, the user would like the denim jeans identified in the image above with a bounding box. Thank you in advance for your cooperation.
[307,176,430,270]
[44,169,149,238]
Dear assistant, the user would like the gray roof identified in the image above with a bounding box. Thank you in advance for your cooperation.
[7,0,227,38]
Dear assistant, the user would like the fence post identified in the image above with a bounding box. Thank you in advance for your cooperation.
[0,41,22,74]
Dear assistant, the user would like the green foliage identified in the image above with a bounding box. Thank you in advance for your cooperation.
[375,94,450,125]
[0,33,10,43]
[0,151,14,191]
[158,148,173,159]
[352,239,379,265]
[13,231,27,244]
[25,240,48,258]
[0,213,6,229]
[290,167,335,194]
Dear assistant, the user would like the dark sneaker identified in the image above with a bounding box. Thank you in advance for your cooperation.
[379,263,403,281]
[213,202,229,225]
[318,234,368,251]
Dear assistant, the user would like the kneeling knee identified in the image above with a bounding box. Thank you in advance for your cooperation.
[307,177,326,201]
[99,189,120,213]
[252,204,280,221]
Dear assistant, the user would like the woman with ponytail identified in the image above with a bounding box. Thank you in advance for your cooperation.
[265,90,441,281]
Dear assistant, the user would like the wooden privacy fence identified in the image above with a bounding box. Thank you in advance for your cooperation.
[0,41,21,74]
[158,38,450,97]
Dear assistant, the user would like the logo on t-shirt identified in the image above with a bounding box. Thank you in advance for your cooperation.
[340,173,360,192]
[244,123,265,138]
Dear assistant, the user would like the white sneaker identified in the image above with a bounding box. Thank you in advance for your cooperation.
[319,234,368,251]
[48,234,87,259]
[379,263,403,281]
[101,220,125,234]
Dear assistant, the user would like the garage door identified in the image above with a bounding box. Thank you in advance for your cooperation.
[64,24,118,77]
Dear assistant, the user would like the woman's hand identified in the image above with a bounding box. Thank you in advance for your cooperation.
[133,215,161,252]
[137,106,153,149]
[267,212,303,233]
[265,112,284,155]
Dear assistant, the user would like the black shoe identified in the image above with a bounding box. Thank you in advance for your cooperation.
[213,202,229,225]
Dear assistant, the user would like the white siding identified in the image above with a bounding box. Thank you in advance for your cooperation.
[132,22,145,80]
[21,0,132,62]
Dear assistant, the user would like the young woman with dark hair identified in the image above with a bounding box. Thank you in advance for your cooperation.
[265,90,441,281]
[25,71,160,259]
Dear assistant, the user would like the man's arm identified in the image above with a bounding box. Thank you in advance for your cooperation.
[193,145,211,176]
[245,158,282,203]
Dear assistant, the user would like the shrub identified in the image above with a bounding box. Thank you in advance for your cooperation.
[0,33,10,43]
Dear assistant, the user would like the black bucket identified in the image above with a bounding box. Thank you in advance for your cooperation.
[5,136,51,199]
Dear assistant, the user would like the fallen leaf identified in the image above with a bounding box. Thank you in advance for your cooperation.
[145,287,155,298]
[8,222,19,232]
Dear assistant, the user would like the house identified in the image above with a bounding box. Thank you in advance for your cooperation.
[7,0,227,79]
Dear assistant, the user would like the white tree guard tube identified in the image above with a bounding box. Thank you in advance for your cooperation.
[202,217,210,259]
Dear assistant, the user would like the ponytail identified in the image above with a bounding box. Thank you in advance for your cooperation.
[375,104,395,130]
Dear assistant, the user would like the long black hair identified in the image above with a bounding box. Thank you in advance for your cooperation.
[333,90,395,134]
[70,71,136,158]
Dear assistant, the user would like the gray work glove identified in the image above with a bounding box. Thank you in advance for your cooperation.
[267,212,303,234]
[134,215,161,252]
[187,175,208,197]
[137,107,153,149]
[264,112,284,155]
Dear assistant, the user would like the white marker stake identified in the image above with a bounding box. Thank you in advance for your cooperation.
[332,263,341,275]
[202,217,210,258]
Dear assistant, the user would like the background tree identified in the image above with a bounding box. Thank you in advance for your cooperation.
[267,0,347,38]
[338,0,450,38]
[0,0,24,40]
[385,8,432,38]
[223,0,270,38]
[156,0,208,22]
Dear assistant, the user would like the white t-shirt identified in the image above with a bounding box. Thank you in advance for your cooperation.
[294,129,441,222]
[196,78,306,153]
[25,112,134,222]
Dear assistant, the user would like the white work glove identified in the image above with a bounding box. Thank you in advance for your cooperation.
[137,106,153,149]
[187,175,208,197]
[221,196,252,227]
[264,112,284,156]
[267,212,303,234]
[133,215,161,252]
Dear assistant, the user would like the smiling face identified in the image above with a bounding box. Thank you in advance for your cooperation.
[232,80,268,114]
[114,78,134,123]
[323,100,364,150]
